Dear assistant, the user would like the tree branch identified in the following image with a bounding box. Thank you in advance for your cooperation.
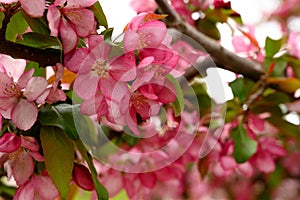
[0,4,61,67]
[155,0,265,81]
[0,40,61,67]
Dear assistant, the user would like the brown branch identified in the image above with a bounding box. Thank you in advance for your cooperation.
[0,40,61,67]
[0,4,61,67]
[155,0,265,81]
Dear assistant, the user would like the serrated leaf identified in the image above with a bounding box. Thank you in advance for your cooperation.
[38,104,80,140]
[17,32,61,50]
[232,123,258,163]
[90,1,108,28]
[6,11,28,41]
[22,11,50,34]
[40,126,74,199]
[167,74,184,117]
[265,37,282,58]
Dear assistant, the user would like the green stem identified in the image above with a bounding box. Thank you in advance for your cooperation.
[74,140,109,200]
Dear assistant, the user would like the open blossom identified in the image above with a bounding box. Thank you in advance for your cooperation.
[14,174,59,200]
[0,68,47,130]
[0,133,44,186]
[47,0,97,53]
[129,0,158,13]
[0,0,45,17]
[123,13,168,52]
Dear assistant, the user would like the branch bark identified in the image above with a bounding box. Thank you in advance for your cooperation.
[155,0,265,81]
[0,40,61,67]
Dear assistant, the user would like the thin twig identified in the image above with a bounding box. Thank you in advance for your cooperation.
[155,0,265,81]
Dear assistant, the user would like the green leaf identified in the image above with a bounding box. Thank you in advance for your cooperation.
[40,126,74,199]
[231,122,258,163]
[25,61,45,77]
[38,104,80,140]
[0,12,4,28]
[196,18,220,40]
[22,11,50,35]
[265,37,282,58]
[74,140,109,200]
[229,78,255,103]
[6,11,28,41]
[16,32,61,49]
[266,115,300,142]
[167,74,184,117]
[90,1,108,28]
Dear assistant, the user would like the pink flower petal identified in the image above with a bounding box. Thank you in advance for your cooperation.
[0,72,13,97]
[0,0,18,3]
[74,74,99,99]
[256,153,275,173]
[65,0,97,8]
[0,133,21,153]
[109,52,137,82]
[59,18,78,54]
[47,5,61,37]
[11,99,38,131]
[139,172,156,188]
[80,94,103,116]
[13,150,34,186]
[0,55,26,81]
[65,48,89,73]
[0,97,17,111]
[13,180,35,200]
[64,8,96,37]
[19,0,45,18]
[21,136,40,152]
[16,68,34,89]
[32,175,60,200]
[23,77,48,101]
[220,156,237,171]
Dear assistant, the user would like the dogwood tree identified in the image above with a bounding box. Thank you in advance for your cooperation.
[0,0,299,199]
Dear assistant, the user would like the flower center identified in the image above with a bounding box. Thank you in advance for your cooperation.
[138,32,151,49]
[91,59,110,78]
[3,78,22,98]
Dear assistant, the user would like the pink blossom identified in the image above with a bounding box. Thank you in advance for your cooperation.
[171,40,207,77]
[0,133,44,186]
[0,0,45,17]
[287,31,300,58]
[129,0,158,13]
[251,137,286,173]
[44,63,67,104]
[124,13,168,52]
[47,0,97,54]
[0,69,47,130]
[170,0,194,25]
[14,175,59,200]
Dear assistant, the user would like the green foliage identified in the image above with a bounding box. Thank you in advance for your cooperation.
[231,121,258,163]
[6,11,28,41]
[21,11,50,35]
[229,78,255,103]
[17,32,61,50]
[25,61,45,77]
[196,18,220,40]
[265,37,283,58]
[75,140,109,200]
[38,104,80,140]
[40,126,74,199]
[167,74,184,117]
[90,1,108,28]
